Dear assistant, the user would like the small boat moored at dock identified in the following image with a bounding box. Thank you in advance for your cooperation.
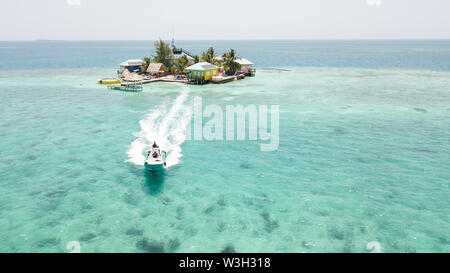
[211,76,236,84]
[235,72,246,80]
[107,82,143,92]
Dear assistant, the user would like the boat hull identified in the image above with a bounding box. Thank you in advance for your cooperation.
[211,76,236,84]
[145,162,164,172]
[145,148,167,172]
[107,84,143,92]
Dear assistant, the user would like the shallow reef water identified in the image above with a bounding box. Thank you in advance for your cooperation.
[0,41,449,252]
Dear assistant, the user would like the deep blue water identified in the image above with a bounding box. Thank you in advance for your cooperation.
[1,40,450,71]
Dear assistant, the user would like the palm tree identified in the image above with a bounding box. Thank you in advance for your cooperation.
[200,47,217,64]
[212,56,222,67]
[193,55,200,64]
[142,57,151,73]
[222,49,241,75]
[170,65,178,75]
[201,47,216,63]
[206,47,215,57]
[153,39,173,68]
[176,55,190,74]
[201,52,212,63]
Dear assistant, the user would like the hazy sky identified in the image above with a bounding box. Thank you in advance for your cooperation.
[1,0,450,40]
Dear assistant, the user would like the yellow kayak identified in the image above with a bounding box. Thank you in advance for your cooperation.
[98,78,122,84]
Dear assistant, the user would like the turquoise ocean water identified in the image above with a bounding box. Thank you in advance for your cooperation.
[0,41,449,253]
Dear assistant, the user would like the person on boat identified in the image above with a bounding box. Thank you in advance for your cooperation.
[152,142,159,148]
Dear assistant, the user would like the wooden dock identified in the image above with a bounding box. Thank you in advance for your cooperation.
[107,83,143,92]
[105,73,248,88]
[138,76,189,85]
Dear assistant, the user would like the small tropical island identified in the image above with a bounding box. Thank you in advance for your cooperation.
[99,39,256,91]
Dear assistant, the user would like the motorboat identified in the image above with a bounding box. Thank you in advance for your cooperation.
[107,82,143,92]
[211,75,236,84]
[144,142,167,172]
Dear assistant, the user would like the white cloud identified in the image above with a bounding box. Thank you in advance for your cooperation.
[67,0,81,6]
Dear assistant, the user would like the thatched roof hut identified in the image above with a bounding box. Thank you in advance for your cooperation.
[124,72,144,82]
[121,68,130,78]
[146,63,166,75]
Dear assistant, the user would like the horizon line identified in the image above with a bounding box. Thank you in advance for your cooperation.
[1,38,450,42]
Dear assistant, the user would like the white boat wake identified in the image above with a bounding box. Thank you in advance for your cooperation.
[127,87,191,168]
